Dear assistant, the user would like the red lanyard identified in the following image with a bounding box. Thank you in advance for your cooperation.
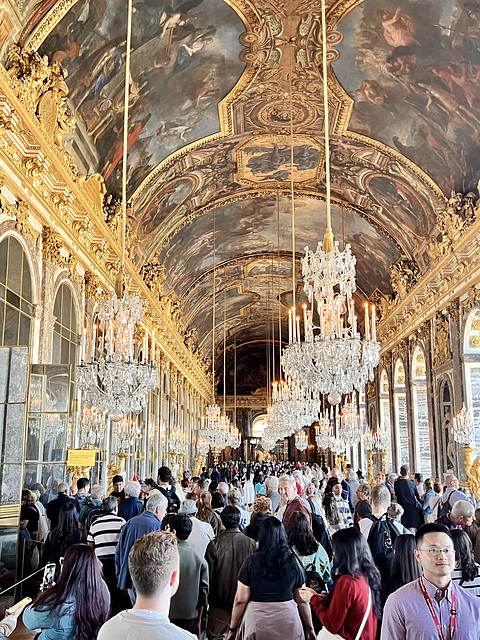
[419,577,457,640]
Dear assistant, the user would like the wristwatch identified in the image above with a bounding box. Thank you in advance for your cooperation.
[229,627,238,633]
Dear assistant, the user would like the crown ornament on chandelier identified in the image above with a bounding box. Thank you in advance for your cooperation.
[281,0,380,396]
[77,0,158,419]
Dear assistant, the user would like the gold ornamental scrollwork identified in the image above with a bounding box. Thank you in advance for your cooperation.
[390,259,420,302]
[366,380,376,399]
[140,261,166,300]
[6,46,76,149]
[41,226,63,266]
[84,271,101,301]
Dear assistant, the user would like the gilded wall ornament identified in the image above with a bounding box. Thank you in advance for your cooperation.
[366,380,376,399]
[84,271,101,301]
[433,313,452,368]
[390,259,419,300]
[140,261,166,300]
[41,226,63,266]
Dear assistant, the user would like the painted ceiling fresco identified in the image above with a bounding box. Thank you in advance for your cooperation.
[37,0,246,195]
[333,0,480,193]
[5,0,477,392]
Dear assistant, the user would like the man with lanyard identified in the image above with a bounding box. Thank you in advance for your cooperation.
[381,523,480,639]
[277,474,311,529]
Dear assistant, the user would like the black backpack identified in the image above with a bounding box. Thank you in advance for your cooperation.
[158,485,181,513]
[304,560,326,594]
[437,493,454,520]
[366,513,398,581]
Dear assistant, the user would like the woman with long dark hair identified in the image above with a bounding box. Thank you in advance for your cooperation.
[228,517,315,640]
[42,502,84,578]
[23,544,110,640]
[451,529,480,596]
[299,527,381,640]
[286,511,331,587]
[386,534,421,596]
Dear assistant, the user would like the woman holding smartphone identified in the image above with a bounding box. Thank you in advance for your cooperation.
[299,528,381,640]
[23,544,109,640]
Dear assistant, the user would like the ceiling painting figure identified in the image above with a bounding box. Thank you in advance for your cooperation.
[333,0,480,193]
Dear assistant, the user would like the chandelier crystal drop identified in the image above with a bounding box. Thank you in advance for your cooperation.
[452,404,475,446]
[77,291,158,418]
[330,436,346,455]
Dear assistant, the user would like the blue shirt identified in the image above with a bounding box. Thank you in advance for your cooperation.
[115,511,162,589]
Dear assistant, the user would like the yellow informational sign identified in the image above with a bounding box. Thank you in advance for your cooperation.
[67,449,97,467]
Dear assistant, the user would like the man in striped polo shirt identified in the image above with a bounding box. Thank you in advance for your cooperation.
[88,495,127,614]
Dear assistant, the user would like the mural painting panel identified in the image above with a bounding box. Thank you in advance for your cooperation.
[334,0,480,193]
[37,0,246,195]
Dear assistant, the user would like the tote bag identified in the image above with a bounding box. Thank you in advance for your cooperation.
[316,588,372,640]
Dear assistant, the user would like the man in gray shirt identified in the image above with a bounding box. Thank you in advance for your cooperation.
[98,530,196,640]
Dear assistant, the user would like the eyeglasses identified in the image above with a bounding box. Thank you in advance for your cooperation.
[418,548,455,557]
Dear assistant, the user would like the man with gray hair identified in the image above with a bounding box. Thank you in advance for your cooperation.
[278,474,311,528]
[118,480,143,521]
[115,493,168,602]
[265,476,281,514]
[79,483,106,531]
[46,482,73,530]
[436,499,475,530]
[99,531,196,639]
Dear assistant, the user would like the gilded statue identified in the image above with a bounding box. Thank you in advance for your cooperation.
[390,259,419,300]
[467,457,480,502]
[6,45,76,148]
[433,313,451,368]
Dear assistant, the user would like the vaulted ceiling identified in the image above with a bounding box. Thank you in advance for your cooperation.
[3,0,478,394]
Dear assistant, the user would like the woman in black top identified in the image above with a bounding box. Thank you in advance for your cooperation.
[228,517,315,640]
[20,489,40,536]
[42,502,84,578]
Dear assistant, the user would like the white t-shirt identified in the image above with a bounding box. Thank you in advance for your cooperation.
[98,609,196,640]
[189,517,214,557]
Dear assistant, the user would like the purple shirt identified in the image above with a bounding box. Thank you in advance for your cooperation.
[381,576,480,640]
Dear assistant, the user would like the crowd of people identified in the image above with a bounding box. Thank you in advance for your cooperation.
[13,459,480,640]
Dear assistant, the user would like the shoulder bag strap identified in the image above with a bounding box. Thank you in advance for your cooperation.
[354,588,372,640]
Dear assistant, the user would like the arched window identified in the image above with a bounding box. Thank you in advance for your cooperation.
[394,358,409,470]
[0,235,34,345]
[52,283,78,420]
[379,369,392,472]
[440,378,454,472]
[463,309,480,450]
[411,347,431,476]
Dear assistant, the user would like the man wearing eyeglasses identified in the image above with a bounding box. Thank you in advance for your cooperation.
[381,523,480,639]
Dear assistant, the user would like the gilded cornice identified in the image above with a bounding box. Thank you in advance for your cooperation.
[378,215,480,354]
[0,68,212,403]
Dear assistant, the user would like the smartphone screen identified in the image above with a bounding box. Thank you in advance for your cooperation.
[42,563,56,588]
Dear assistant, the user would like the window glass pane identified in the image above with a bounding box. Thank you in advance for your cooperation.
[6,290,19,309]
[0,241,7,286]
[468,366,480,450]
[6,238,22,295]
[21,300,33,315]
[53,288,61,320]
[26,415,40,461]
[395,394,409,467]
[0,301,4,346]
[52,332,61,364]
[19,314,31,346]
[61,336,69,365]
[61,286,71,326]
[3,306,19,346]
[22,256,32,302]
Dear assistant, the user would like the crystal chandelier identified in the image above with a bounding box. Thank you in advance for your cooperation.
[315,414,334,449]
[295,429,309,451]
[77,292,158,417]
[77,405,106,448]
[363,427,388,452]
[170,429,188,455]
[452,404,475,446]
[112,414,139,453]
[77,5,158,418]
[330,437,346,455]
[196,436,210,456]
[281,0,380,396]
[271,378,320,436]
[338,399,363,445]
